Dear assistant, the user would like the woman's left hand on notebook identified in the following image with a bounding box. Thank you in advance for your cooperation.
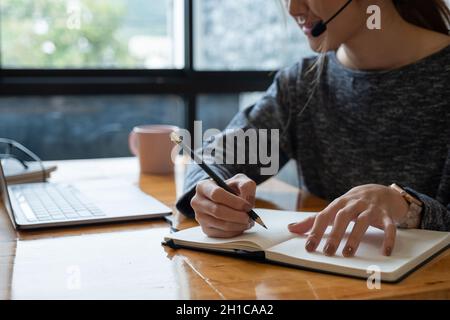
[288,184,409,257]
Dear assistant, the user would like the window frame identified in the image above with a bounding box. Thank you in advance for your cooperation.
[0,0,275,134]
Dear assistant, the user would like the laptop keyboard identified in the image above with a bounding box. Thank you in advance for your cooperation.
[11,184,105,222]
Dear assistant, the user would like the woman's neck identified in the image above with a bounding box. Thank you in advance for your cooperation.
[336,5,450,71]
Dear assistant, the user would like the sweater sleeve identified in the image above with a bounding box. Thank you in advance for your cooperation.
[407,149,450,231]
[175,64,301,218]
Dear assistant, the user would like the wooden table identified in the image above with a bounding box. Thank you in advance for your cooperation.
[0,157,449,300]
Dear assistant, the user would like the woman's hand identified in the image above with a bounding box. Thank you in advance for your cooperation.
[288,184,409,257]
[191,174,256,238]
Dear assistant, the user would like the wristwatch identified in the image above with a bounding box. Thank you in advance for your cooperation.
[389,183,423,229]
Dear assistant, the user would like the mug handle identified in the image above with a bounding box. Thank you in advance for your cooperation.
[128,131,139,156]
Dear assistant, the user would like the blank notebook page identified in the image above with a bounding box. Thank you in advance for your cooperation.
[266,224,450,280]
[167,210,317,250]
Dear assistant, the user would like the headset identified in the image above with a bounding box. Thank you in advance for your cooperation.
[311,0,353,37]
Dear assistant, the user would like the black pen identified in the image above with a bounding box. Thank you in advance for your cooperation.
[170,132,267,229]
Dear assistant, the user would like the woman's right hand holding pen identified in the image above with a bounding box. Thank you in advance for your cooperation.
[191,174,257,238]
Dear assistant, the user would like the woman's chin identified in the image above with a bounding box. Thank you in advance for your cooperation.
[307,39,325,53]
[307,37,337,53]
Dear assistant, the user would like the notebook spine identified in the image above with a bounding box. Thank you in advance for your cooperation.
[162,240,266,261]
[162,239,181,249]
[233,250,266,260]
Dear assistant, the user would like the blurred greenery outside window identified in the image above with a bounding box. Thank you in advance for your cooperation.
[1,0,311,70]
[1,0,184,68]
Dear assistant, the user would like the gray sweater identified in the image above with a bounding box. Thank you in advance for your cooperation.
[176,45,450,231]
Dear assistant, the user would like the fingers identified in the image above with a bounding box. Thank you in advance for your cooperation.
[323,201,364,256]
[192,199,252,238]
[201,225,247,238]
[196,211,252,233]
[342,210,371,257]
[288,215,316,234]
[197,179,252,212]
[227,174,257,207]
[333,209,396,257]
[195,197,252,225]
[304,198,347,253]
[382,214,396,256]
[192,175,257,239]
[291,184,400,258]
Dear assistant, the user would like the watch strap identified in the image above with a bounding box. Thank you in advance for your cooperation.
[390,183,423,229]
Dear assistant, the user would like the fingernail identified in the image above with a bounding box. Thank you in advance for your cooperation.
[305,239,316,252]
[288,222,297,232]
[385,247,392,256]
[343,246,354,257]
[324,243,336,256]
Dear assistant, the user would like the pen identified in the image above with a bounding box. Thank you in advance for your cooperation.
[170,132,268,229]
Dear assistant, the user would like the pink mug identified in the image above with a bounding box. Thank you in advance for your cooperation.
[129,125,179,174]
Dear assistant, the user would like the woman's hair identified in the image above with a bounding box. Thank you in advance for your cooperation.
[393,0,450,35]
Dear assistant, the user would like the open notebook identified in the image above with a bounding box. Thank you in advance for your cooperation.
[164,209,450,282]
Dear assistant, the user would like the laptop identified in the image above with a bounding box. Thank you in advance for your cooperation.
[0,161,172,230]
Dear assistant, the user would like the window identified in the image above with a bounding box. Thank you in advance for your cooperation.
[0,1,314,160]
[194,0,312,70]
[0,0,184,69]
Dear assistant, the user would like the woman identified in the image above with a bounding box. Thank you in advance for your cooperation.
[176,0,450,257]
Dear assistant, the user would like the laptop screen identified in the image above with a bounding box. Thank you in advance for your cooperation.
[0,161,18,228]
